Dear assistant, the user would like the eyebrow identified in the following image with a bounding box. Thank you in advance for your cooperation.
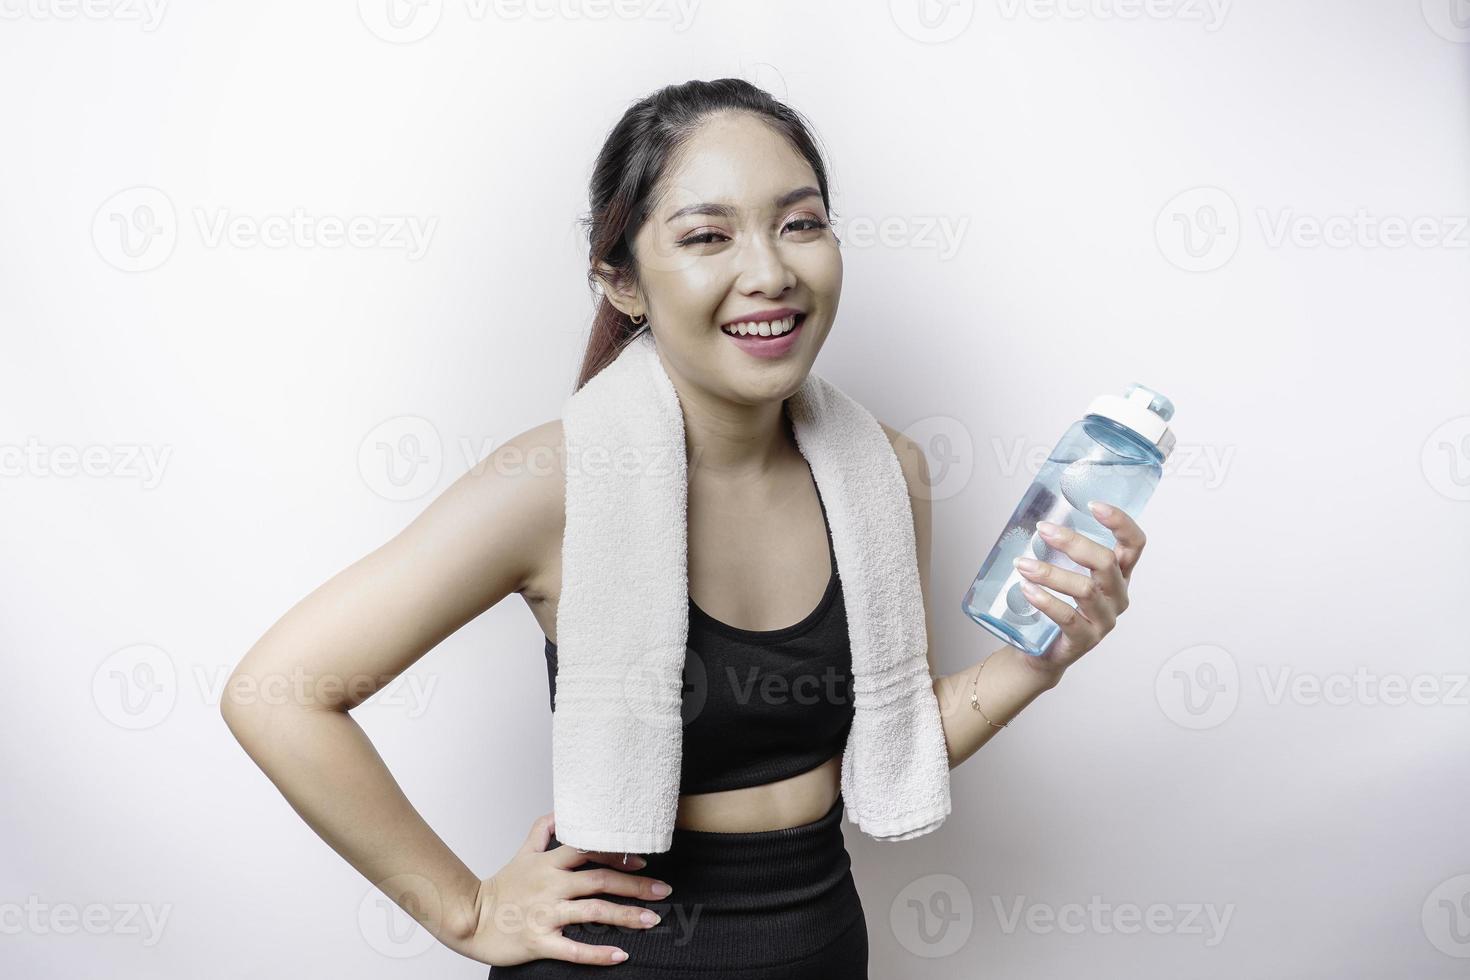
[664,186,822,223]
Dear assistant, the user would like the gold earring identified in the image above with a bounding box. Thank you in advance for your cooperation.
[630,312,646,325]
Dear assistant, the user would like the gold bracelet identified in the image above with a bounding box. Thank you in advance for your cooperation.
[969,655,1008,729]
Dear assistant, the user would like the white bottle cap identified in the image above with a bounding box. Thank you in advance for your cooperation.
[1085,383,1176,461]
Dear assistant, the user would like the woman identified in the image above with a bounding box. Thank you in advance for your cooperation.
[221,78,1147,975]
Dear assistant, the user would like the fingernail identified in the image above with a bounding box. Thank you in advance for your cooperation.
[640,910,661,925]
[1013,557,1041,573]
[611,949,628,962]
[652,881,672,897]
[1021,581,1044,598]
[1088,500,1113,518]
[1037,521,1060,537]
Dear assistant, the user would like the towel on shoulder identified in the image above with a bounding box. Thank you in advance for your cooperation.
[550,328,952,854]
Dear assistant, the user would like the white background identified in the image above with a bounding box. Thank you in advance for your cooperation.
[3,1,1469,977]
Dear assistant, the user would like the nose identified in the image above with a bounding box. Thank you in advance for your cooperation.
[734,231,796,297]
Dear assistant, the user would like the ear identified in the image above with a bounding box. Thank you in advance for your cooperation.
[593,262,642,319]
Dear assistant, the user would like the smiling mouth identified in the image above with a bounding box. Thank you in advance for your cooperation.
[719,313,807,338]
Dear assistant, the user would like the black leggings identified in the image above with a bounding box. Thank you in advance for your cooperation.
[488,794,867,977]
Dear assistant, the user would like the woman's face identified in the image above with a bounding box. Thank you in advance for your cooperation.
[620,111,843,405]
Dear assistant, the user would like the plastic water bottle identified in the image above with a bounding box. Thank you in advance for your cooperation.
[961,383,1176,656]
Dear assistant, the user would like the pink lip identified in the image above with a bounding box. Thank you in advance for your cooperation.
[721,314,805,359]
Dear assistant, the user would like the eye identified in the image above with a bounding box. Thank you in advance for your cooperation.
[785,216,829,234]
[676,229,728,247]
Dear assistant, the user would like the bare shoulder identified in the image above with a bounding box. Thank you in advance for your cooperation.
[467,417,565,599]
[878,419,939,677]
[878,420,931,498]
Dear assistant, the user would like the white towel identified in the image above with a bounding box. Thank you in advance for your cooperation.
[550,328,952,854]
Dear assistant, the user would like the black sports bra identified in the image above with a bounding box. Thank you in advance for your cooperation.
[542,482,854,794]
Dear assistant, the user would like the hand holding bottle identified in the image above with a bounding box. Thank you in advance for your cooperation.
[962,382,1174,662]
[1008,499,1148,681]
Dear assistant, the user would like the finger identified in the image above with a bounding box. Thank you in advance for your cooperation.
[1012,558,1117,632]
[534,932,630,967]
[1036,520,1127,600]
[563,866,671,903]
[520,813,556,855]
[1020,580,1101,651]
[1087,501,1146,578]
[553,897,662,931]
[549,845,648,871]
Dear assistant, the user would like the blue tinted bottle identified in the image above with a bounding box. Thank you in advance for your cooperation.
[961,383,1177,656]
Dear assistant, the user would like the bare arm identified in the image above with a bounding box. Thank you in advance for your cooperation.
[220,420,565,948]
[881,423,1061,771]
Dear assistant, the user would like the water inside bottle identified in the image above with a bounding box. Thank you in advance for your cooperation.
[962,416,1163,654]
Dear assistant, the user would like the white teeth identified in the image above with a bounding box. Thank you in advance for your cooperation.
[721,314,799,337]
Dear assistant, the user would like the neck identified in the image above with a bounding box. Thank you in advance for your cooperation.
[680,390,794,481]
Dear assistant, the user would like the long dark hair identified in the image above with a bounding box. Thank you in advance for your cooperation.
[573,78,837,393]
